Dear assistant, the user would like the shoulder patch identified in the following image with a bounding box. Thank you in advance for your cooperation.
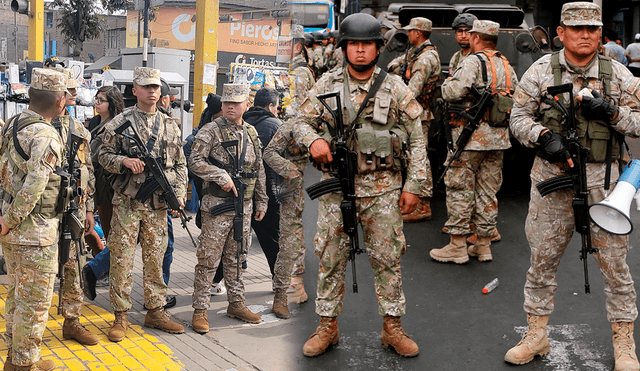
[405,99,422,120]
[513,86,531,107]
[625,77,640,101]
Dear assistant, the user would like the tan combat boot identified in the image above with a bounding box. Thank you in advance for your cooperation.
[273,288,290,319]
[381,316,419,357]
[402,197,432,223]
[468,235,493,262]
[287,275,308,304]
[504,314,550,364]
[467,228,501,244]
[63,318,99,346]
[429,235,469,264]
[144,307,185,334]
[613,322,640,371]
[108,311,129,342]
[303,316,339,357]
[227,302,262,323]
[192,309,209,334]
[8,360,55,371]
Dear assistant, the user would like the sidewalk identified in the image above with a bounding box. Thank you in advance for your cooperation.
[0,211,306,371]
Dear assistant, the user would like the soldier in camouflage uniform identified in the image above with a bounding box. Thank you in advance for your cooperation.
[295,13,427,358]
[267,25,314,314]
[99,67,186,342]
[387,17,438,222]
[431,20,517,264]
[0,68,68,371]
[505,3,640,369]
[53,68,100,346]
[311,32,326,77]
[190,84,268,334]
[449,14,477,73]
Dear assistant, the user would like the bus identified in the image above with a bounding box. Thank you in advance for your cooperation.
[289,0,336,32]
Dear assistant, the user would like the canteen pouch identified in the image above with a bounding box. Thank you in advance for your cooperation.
[488,92,513,127]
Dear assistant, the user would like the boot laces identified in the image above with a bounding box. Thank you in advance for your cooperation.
[386,317,409,338]
[614,325,635,356]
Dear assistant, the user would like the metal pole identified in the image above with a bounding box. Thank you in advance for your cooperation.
[137,10,141,48]
[142,0,149,67]
[14,11,17,63]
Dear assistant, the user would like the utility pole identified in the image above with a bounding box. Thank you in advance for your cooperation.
[142,0,149,66]
[193,0,219,124]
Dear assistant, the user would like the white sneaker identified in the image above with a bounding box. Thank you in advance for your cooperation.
[211,281,226,296]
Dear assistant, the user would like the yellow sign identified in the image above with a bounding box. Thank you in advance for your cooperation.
[127,8,197,49]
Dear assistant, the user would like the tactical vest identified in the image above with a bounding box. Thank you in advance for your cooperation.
[205,117,261,199]
[406,43,440,110]
[319,69,410,174]
[476,50,514,127]
[540,52,620,163]
[53,115,91,208]
[0,114,61,218]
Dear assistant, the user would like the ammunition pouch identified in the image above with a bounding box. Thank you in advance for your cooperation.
[353,126,408,174]
[488,92,513,127]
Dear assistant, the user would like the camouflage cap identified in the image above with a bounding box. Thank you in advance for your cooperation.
[404,17,432,32]
[53,66,81,89]
[133,66,161,86]
[469,20,500,36]
[221,83,249,103]
[561,2,602,27]
[30,68,68,92]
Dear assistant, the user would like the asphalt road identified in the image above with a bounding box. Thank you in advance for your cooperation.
[289,158,640,371]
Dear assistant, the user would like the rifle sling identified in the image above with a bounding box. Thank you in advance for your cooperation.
[146,113,163,153]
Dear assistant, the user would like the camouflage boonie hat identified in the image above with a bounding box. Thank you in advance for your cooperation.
[30,68,68,92]
[561,2,602,27]
[53,66,81,89]
[404,17,432,32]
[291,24,304,39]
[469,20,500,36]
[133,66,161,86]
[221,83,249,103]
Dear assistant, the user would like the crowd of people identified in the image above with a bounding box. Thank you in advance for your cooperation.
[2,1,640,370]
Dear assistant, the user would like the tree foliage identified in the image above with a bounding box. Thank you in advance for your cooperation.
[101,0,135,13]
[52,0,104,56]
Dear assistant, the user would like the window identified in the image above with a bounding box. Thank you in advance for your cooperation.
[107,29,121,49]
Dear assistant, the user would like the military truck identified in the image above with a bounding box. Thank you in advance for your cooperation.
[378,3,556,194]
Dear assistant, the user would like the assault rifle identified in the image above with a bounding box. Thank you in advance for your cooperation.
[114,120,198,249]
[437,86,494,184]
[57,132,85,315]
[305,91,364,293]
[534,83,597,294]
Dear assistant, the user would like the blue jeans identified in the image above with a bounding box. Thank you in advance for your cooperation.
[89,213,175,285]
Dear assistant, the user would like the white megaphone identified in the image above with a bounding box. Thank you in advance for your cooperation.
[589,159,640,235]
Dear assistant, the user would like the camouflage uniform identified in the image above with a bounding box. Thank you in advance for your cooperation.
[388,35,439,199]
[312,45,326,75]
[294,65,427,317]
[55,114,95,319]
[285,54,315,120]
[99,103,186,312]
[0,68,66,366]
[449,49,473,73]
[510,49,640,322]
[440,23,517,238]
[263,120,309,290]
[190,115,268,308]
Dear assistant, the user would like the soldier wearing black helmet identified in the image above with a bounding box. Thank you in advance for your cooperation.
[293,13,427,358]
[449,13,478,72]
[311,31,326,76]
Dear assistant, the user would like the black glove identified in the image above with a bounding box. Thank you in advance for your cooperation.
[538,131,570,163]
[580,90,618,122]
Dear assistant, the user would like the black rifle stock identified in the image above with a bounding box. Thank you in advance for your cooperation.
[220,139,246,281]
[114,120,198,249]
[57,132,84,315]
[535,83,597,294]
[437,86,494,184]
[305,91,364,293]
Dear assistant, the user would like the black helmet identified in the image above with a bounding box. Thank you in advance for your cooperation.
[329,30,339,39]
[311,31,324,43]
[304,33,314,46]
[452,13,477,29]
[338,13,384,49]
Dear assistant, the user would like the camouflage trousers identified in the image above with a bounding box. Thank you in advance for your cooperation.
[315,190,406,317]
[108,200,168,312]
[3,242,57,366]
[273,177,306,290]
[523,158,637,322]
[419,121,434,198]
[192,196,253,309]
[444,150,504,236]
[60,239,86,319]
